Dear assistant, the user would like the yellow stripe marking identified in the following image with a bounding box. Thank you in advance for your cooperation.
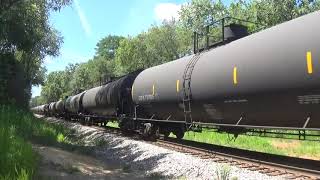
[176,80,180,92]
[152,84,155,96]
[306,51,313,74]
[233,66,238,85]
[131,84,134,98]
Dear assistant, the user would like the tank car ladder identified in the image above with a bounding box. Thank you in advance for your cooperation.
[182,53,201,129]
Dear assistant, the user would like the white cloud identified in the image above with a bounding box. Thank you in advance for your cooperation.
[74,0,92,37]
[154,3,181,22]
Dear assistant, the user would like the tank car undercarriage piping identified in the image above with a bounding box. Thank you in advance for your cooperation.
[130,112,320,140]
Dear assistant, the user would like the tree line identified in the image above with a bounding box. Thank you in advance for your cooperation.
[30,0,320,107]
[0,0,72,107]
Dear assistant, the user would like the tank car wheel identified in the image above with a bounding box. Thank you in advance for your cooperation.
[173,129,184,140]
[163,130,170,138]
[151,125,160,140]
[86,117,93,126]
[143,123,152,138]
[80,117,85,125]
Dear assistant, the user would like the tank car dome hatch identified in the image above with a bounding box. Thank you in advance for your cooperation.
[193,17,260,53]
[223,23,248,42]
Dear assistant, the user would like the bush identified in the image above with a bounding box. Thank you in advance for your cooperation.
[0,105,69,179]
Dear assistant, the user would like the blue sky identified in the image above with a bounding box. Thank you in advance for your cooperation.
[31,0,229,97]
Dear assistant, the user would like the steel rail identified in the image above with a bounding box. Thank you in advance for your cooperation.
[43,115,320,179]
[157,137,320,179]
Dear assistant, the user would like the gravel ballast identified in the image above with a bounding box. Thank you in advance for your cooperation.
[44,117,283,180]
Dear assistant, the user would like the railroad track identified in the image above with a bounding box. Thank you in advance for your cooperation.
[100,124,320,179]
[47,117,320,179]
[155,138,320,180]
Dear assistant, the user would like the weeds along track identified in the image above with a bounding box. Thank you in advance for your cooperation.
[49,117,320,179]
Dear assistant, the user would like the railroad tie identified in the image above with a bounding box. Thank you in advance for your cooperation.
[239,164,257,168]
[283,175,305,180]
[215,158,228,163]
[253,167,269,172]
[259,168,276,174]
[200,154,212,159]
[287,175,313,180]
[229,161,242,166]
[246,165,263,171]
[266,170,283,176]
[269,171,289,177]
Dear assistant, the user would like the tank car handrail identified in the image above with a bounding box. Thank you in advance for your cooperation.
[192,122,320,131]
[133,117,320,131]
[206,16,265,28]
[134,118,185,124]
[193,16,266,53]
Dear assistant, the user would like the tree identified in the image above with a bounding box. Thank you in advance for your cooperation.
[41,71,69,102]
[115,21,192,75]
[179,0,227,31]
[145,21,180,64]
[0,0,71,106]
[70,63,91,91]
[115,35,149,75]
[36,0,320,103]
[40,63,80,103]
[29,95,45,107]
[95,35,125,60]
[253,0,320,27]
[87,57,115,85]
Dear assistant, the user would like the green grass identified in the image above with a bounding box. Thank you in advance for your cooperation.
[108,120,320,159]
[215,164,232,180]
[107,121,119,128]
[183,129,320,159]
[0,105,70,180]
[105,121,320,159]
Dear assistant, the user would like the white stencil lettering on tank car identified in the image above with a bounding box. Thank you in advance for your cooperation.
[297,95,320,104]
[224,99,248,103]
[203,104,223,119]
[138,94,159,102]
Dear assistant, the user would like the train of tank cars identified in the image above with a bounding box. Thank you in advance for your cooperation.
[32,11,320,140]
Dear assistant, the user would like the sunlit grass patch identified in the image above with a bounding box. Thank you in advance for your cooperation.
[183,129,320,160]
[0,105,70,179]
[108,121,319,159]
[107,121,119,128]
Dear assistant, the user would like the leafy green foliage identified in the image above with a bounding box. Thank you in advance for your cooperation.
[95,35,125,59]
[0,105,70,179]
[41,71,68,102]
[180,0,227,31]
[29,96,46,108]
[35,0,320,104]
[115,35,149,74]
[0,0,71,106]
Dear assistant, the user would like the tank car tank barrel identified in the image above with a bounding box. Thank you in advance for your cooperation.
[131,11,320,129]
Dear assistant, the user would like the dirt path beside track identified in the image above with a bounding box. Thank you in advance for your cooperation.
[33,144,142,180]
